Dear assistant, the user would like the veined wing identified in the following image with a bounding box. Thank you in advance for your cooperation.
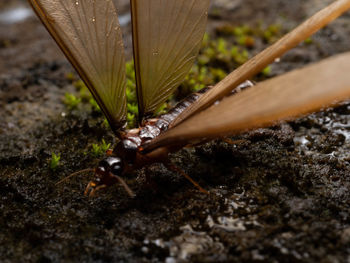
[170,0,350,127]
[130,0,210,120]
[146,52,350,150]
[29,0,127,132]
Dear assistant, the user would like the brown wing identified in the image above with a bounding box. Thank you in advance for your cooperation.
[170,0,350,127]
[130,0,210,120]
[29,0,127,132]
[146,52,350,151]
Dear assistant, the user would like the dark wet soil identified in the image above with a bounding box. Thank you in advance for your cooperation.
[1,1,350,262]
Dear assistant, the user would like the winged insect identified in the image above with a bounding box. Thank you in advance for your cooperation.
[28,0,350,197]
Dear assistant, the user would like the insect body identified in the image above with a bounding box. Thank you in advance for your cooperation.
[89,87,213,196]
[88,87,213,196]
[88,81,254,196]
[29,0,350,197]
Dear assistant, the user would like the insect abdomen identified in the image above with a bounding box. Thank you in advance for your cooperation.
[121,80,255,152]
[122,87,212,147]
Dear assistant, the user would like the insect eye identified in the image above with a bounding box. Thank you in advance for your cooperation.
[111,164,122,176]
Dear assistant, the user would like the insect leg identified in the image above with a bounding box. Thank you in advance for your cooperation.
[164,162,209,195]
[115,175,136,198]
[89,185,107,197]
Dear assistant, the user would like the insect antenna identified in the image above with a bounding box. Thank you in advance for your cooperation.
[55,168,95,185]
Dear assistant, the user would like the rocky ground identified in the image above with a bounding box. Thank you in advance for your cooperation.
[1,0,350,262]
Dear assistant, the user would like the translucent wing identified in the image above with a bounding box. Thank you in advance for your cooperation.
[146,52,350,150]
[130,0,210,119]
[29,0,127,131]
[170,0,350,127]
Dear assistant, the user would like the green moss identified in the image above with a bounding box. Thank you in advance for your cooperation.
[89,98,101,112]
[63,93,81,110]
[65,72,75,81]
[237,35,255,48]
[127,113,136,128]
[261,66,271,76]
[180,22,285,95]
[180,31,252,95]
[127,103,138,115]
[103,118,110,129]
[304,37,313,44]
[50,153,61,170]
[91,139,111,157]
[73,79,86,90]
[231,46,249,64]
[201,33,210,48]
[124,61,140,128]
[263,24,281,43]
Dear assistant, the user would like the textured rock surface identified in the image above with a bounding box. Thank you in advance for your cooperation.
[1,0,350,262]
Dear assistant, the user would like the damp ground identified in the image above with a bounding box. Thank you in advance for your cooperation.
[1,0,350,262]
